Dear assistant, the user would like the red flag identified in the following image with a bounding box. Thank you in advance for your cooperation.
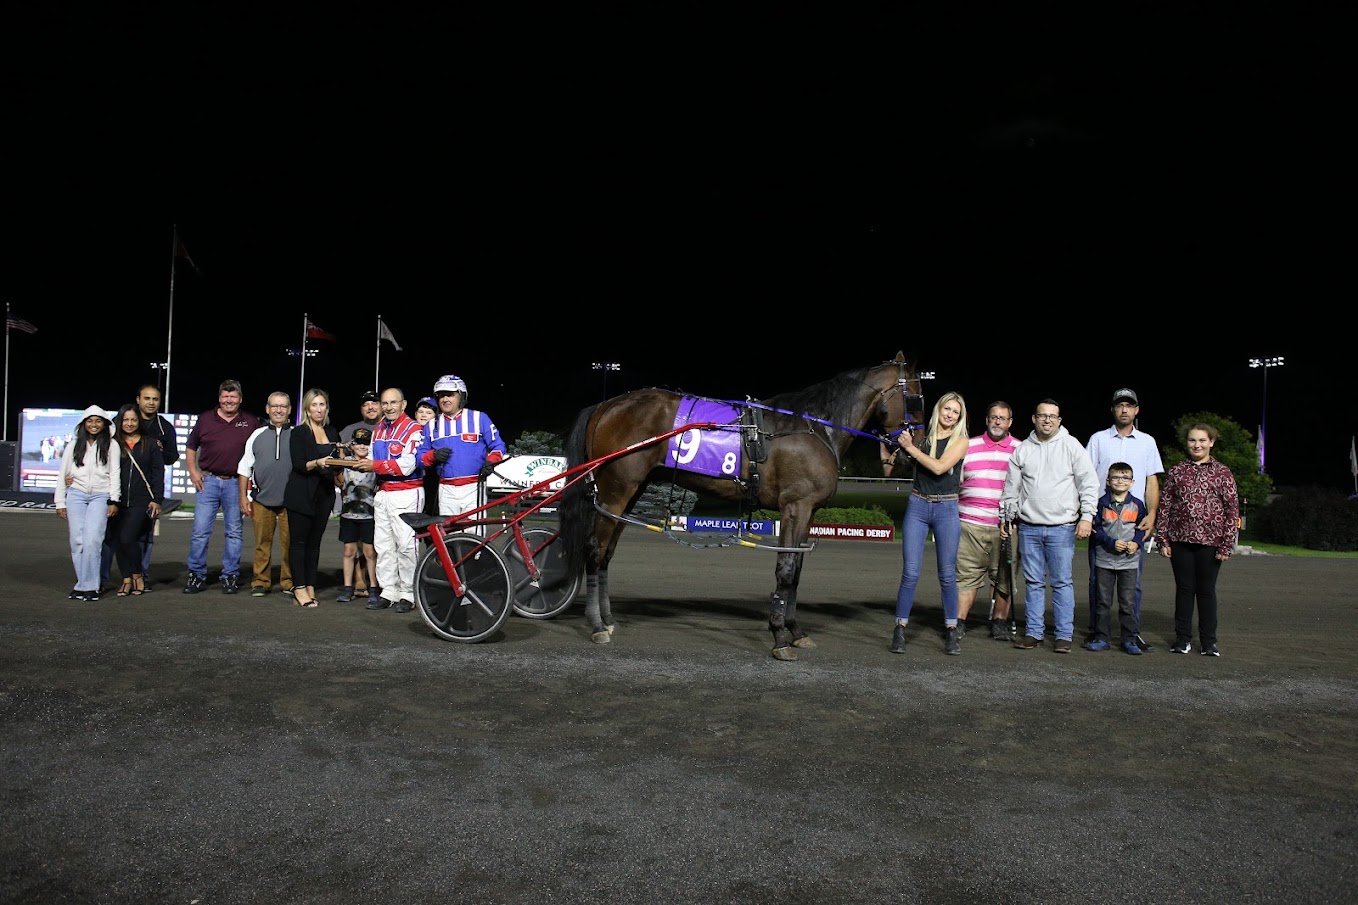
[306,318,337,342]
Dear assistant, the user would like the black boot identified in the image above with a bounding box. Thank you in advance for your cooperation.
[890,624,906,654]
[944,625,961,656]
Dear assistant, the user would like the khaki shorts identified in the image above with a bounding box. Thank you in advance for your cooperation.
[956,520,1013,595]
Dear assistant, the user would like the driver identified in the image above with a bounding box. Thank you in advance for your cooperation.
[418,374,508,534]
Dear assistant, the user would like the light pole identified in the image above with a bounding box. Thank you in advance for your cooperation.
[592,361,620,400]
[149,362,168,394]
[1248,356,1284,474]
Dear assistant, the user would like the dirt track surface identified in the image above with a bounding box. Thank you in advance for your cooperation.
[2,511,1356,904]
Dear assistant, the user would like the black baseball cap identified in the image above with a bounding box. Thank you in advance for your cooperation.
[351,427,373,444]
[359,390,379,403]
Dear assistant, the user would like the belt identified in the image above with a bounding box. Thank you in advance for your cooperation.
[208,472,237,481]
[912,490,959,502]
[1017,519,1077,528]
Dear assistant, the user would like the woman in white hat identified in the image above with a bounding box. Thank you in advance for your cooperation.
[54,406,122,601]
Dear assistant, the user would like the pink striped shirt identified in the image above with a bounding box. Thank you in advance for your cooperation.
[958,433,1019,528]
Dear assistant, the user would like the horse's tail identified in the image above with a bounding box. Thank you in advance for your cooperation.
[560,402,600,580]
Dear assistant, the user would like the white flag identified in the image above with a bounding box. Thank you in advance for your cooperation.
[379,319,402,351]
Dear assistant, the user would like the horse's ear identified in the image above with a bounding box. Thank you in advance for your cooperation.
[893,351,906,364]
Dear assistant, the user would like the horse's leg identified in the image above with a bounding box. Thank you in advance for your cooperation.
[583,569,607,642]
[598,569,614,637]
[769,550,800,661]
[785,553,816,649]
[584,520,623,644]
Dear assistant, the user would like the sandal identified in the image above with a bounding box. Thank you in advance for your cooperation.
[293,587,318,608]
[131,576,145,596]
[117,579,133,598]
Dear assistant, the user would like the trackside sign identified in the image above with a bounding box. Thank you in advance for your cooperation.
[672,517,894,541]
[808,524,894,541]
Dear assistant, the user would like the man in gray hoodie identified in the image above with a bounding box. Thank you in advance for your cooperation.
[999,398,1100,653]
[237,391,295,597]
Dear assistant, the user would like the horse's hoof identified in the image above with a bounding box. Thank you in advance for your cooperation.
[606,624,616,636]
[771,646,798,662]
[792,636,817,649]
[591,630,612,644]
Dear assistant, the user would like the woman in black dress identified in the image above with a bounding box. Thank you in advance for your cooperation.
[110,403,164,596]
[285,389,342,607]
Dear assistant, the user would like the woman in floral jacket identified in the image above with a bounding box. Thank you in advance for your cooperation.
[1155,422,1239,657]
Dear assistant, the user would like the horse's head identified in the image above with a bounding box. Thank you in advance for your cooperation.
[868,351,926,445]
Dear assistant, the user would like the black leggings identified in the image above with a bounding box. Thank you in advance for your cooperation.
[287,505,331,589]
[111,508,154,579]
[1169,542,1222,646]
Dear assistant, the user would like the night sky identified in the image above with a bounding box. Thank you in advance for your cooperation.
[5,32,1347,490]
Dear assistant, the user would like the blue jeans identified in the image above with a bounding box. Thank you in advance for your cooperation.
[64,487,110,592]
[187,474,243,579]
[1018,522,1077,641]
[894,496,960,623]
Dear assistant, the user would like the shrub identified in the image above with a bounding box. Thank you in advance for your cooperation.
[1253,486,1358,551]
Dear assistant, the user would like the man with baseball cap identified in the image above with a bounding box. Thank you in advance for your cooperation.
[340,391,381,445]
[1085,387,1164,652]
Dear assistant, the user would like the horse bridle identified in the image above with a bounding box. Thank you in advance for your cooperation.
[873,359,925,460]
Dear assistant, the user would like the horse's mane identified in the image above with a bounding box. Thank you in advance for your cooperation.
[760,365,872,427]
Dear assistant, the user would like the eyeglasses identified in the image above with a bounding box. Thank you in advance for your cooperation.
[267,403,289,409]
[1109,476,1134,482]
[987,415,1012,423]
[1034,414,1061,421]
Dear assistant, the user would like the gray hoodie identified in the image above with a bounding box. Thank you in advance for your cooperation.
[1000,425,1100,527]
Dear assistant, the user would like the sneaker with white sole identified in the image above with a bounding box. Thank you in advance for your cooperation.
[183,573,207,594]
[1200,642,1220,657]
[1170,640,1191,654]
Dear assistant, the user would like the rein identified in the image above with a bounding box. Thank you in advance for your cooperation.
[713,360,924,451]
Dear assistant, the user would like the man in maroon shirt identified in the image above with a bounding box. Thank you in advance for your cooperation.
[183,379,260,594]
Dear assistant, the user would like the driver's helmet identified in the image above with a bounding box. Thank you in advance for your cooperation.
[433,374,468,401]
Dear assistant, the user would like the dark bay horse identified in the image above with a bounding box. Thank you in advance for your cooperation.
[559,352,924,660]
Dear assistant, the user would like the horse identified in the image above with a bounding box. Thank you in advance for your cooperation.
[559,352,925,661]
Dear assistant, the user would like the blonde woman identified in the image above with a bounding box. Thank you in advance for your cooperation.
[891,391,969,655]
[284,389,342,607]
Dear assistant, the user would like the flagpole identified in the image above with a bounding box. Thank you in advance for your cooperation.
[299,313,309,424]
[375,316,383,389]
[166,225,178,410]
[2,303,10,440]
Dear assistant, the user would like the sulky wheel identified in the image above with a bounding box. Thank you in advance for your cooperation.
[501,527,582,619]
[414,532,513,643]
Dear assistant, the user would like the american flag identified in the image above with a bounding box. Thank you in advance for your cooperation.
[6,311,37,334]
